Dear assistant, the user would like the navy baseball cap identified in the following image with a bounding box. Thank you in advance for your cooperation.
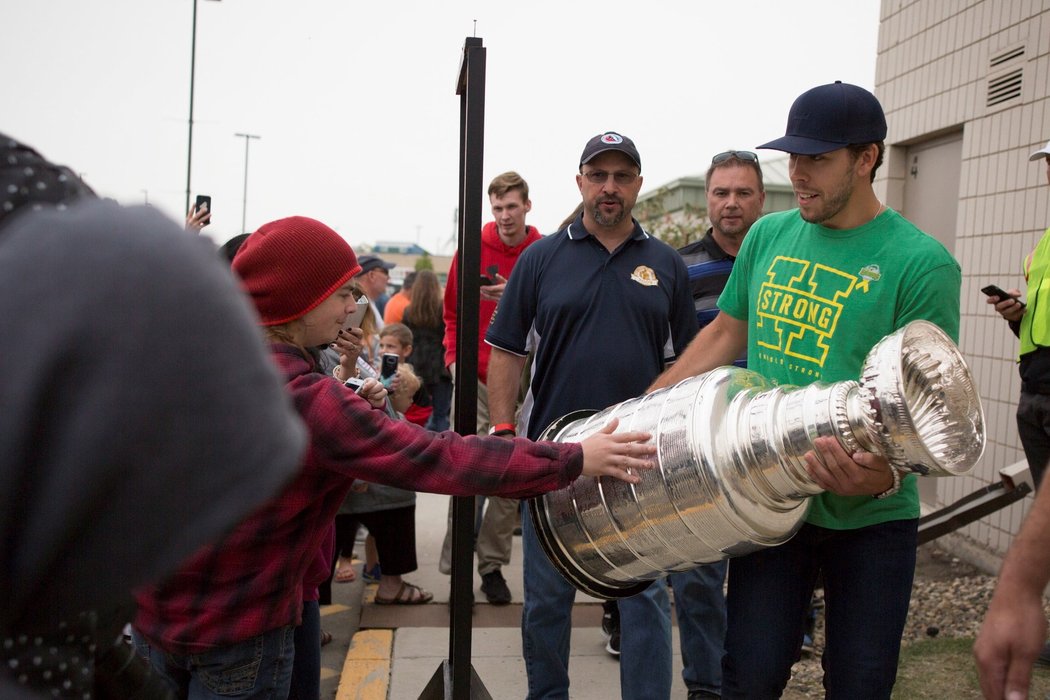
[580,132,641,171]
[356,254,395,275]
[758,81,887,155]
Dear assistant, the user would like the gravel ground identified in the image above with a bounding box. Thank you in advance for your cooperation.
[782,542,1006,698]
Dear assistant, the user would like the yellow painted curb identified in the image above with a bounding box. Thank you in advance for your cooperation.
[321,603,350,617]
[336,629,393,700]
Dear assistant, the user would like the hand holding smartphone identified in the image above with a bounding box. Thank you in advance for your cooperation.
[194,195,212,227]
[379,353,399,387]
[344,376,366,394]
[981,284,1025,308]
[342,295,369,330]
[480,264,501,286]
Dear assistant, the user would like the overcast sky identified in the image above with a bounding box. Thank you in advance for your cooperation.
[5,0,880,254]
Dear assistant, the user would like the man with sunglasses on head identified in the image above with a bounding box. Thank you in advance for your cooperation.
[486,132,697,699]
[651,83,961,698]
[664,149,766,699]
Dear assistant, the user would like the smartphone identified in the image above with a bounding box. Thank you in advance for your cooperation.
[194,194,212,225]
[342,295,369,330]
[380,353,399,380]
[480,264,500,286]
[981,284,1025,307]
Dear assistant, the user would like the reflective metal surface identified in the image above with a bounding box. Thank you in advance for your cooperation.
[529,320,985,599]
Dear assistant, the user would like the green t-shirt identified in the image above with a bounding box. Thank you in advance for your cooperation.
[719,207,961,530]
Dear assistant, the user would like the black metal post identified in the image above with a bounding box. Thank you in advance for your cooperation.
[185,0,199,215]
[186,0,222,215]
[419,36,490,700]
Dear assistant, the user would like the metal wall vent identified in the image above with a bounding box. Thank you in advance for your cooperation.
[989,46,1025,67]
[986,44,1025,109]
[987,67,1023,106]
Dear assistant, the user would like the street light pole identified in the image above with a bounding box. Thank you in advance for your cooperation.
[235,132,261,234]
[186,0,222,215]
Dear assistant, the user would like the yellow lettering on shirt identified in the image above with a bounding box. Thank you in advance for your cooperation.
[754,256,858,368]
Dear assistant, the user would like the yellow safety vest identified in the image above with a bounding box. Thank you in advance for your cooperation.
[1020,227,1050,355]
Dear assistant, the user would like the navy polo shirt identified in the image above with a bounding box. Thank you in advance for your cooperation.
[486,215,698,440]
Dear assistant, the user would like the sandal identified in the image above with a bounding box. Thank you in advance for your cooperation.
[373,581,433,606]
[334,557,357,583]
[320,629,333,647]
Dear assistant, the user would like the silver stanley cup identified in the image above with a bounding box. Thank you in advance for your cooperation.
[528,320,985,599]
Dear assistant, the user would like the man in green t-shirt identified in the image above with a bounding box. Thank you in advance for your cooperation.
[651,82,961,699]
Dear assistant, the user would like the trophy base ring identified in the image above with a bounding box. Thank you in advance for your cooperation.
[529,410,653,600]
[527,496,652,600]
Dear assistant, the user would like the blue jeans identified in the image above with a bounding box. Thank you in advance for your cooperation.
[520,502,672,700]
[425,378,453,432]
[289,600,320,700]
[669,561,727,696]
[721,519,918,700]
[132,625,295,699]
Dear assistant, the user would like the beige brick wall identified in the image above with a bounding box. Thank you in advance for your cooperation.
[876,0,1050,557]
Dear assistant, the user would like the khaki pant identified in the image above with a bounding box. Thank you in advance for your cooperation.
[438,364,520,576]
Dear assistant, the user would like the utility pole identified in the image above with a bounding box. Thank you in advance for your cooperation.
[186,0,223,214]
[234,132,261,234]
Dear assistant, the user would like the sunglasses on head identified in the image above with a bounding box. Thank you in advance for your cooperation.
[711,150,759,165]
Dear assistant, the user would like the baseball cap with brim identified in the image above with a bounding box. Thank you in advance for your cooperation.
[356,254,395,275]
[1029,139,1050,161]
[580,132,641,171]
[758,81,888,156]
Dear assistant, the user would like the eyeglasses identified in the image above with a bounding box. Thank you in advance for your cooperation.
[711,150,759,165]
[581,170,639,186]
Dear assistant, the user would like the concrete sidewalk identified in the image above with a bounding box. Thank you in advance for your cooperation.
[322,491,688,699]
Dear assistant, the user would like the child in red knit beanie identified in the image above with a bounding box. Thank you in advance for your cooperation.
[133,215,657,699]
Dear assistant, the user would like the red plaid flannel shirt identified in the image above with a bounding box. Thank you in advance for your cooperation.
[134,343,581,654]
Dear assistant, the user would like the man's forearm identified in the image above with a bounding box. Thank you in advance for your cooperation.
[486,347,527,426]
[997,478,1050,596]
[649,312,747,391]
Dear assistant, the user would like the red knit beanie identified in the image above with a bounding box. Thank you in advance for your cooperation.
[232,216,362,326]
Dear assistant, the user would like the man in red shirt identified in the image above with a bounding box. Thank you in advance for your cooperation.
[438,171,541,605]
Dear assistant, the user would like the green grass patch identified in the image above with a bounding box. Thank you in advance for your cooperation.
[893,637,1050,699]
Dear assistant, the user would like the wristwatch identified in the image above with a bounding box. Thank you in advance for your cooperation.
[874,467,903,499]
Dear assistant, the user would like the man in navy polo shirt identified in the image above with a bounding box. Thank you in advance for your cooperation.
[486,132,697,699]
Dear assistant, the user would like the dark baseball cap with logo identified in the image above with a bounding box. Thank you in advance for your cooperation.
[356,254,395,275]
[758,81,887,156]
[579,131,641,171]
